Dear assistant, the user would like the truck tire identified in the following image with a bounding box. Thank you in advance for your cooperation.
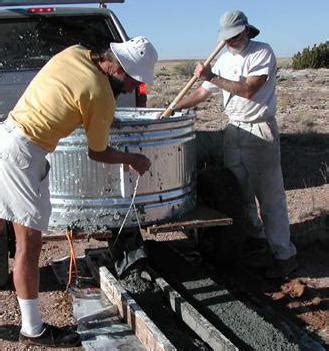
[0,222,9,288]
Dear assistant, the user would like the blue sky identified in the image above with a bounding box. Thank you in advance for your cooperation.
[110,0,329,60]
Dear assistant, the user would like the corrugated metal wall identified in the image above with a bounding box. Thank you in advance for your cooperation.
[48,108,197,231]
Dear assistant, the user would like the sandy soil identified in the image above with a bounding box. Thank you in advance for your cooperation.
[0,66,328,349]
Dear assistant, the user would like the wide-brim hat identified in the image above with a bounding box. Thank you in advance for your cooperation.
[110,36,158,85]
[218,10,260,41]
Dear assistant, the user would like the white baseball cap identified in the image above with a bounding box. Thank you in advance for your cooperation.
[110,36,158,85]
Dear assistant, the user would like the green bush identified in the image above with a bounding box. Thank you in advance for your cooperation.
[292,41,329,69]
[156,66,170,77]
[173,61,196,77]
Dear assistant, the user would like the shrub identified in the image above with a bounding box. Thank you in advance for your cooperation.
[173,61,196,77]
[156,66,170,77]
[292,41,329,69]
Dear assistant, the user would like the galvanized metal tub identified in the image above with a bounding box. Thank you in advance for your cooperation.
[48,108,196,231]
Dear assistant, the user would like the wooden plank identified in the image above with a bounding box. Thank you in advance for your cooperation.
[41,231,113,241]
[100,266,176,351]
[147,218,232,235]
[146,206,232,235]
[153,271,238,351]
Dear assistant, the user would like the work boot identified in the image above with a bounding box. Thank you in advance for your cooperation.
[19,323,81,348]
[265,256,298,279]
[241,238,272,268]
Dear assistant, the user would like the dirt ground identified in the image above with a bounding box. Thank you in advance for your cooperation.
[0,65,328,350]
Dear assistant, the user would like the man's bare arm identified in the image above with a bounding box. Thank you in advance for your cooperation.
[174,86,211,110]
[88,146,151,175]
[210,74,267,99]
[194,62,267,99]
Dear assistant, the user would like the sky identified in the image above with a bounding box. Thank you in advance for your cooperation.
[109,0,329,60]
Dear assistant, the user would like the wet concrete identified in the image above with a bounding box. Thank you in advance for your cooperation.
[120,267,156,294]
[146,240,319,351]
[68,251,210,350]
[118,266,211,350]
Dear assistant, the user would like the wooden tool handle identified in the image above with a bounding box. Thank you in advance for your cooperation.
[160,40,226,119]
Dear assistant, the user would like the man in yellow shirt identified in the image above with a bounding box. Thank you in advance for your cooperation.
[0,36,157,348]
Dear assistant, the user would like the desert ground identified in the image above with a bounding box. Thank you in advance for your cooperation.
[0,59,328,349]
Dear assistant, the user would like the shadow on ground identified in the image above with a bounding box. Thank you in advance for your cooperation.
[1,265,65,293]
[39,265,65,292]
[0,325,20,342]
[196,130,329,190]
[280,133,328,190]
[147,238,325,350]
[196,132,329,280]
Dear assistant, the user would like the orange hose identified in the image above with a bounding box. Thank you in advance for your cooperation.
[65,228,78,288]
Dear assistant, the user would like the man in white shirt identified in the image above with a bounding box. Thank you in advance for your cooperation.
[175,10,297,279]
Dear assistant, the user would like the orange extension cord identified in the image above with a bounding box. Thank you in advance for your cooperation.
[65,227,78,289]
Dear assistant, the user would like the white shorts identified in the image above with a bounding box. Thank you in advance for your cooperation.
[0,119,51,231]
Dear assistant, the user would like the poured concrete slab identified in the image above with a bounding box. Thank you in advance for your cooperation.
[147,241,326,351]
[100,266,177,351]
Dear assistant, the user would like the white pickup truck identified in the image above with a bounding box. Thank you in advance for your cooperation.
[0,0,148,121]
[0,0,148,286]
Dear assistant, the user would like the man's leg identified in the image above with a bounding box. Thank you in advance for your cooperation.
[242,122,297,278]
[253,161,296,260]
[13,223,42,298]
[242,123,296,261]
[0,219,5,232]
[250,147,297,278]
[0,124,80,346]
[223,125,270,267]
[223,125,265,238]
[12,223,81,347]
[0,219,9,287]
[13,223,44,336]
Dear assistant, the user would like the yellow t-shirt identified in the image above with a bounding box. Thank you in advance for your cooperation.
[9,45,115,152]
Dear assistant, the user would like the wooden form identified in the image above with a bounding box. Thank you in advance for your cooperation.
[41,230,113,241]
[146,206,232,235]
[153,270,238,351]
[41,206,231,240]
[87,249,237,351]
[99,266,176,351]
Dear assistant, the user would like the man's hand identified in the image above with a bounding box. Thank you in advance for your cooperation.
[194,63,214,81]
[88,146,151,175]
[128,153,151,175]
